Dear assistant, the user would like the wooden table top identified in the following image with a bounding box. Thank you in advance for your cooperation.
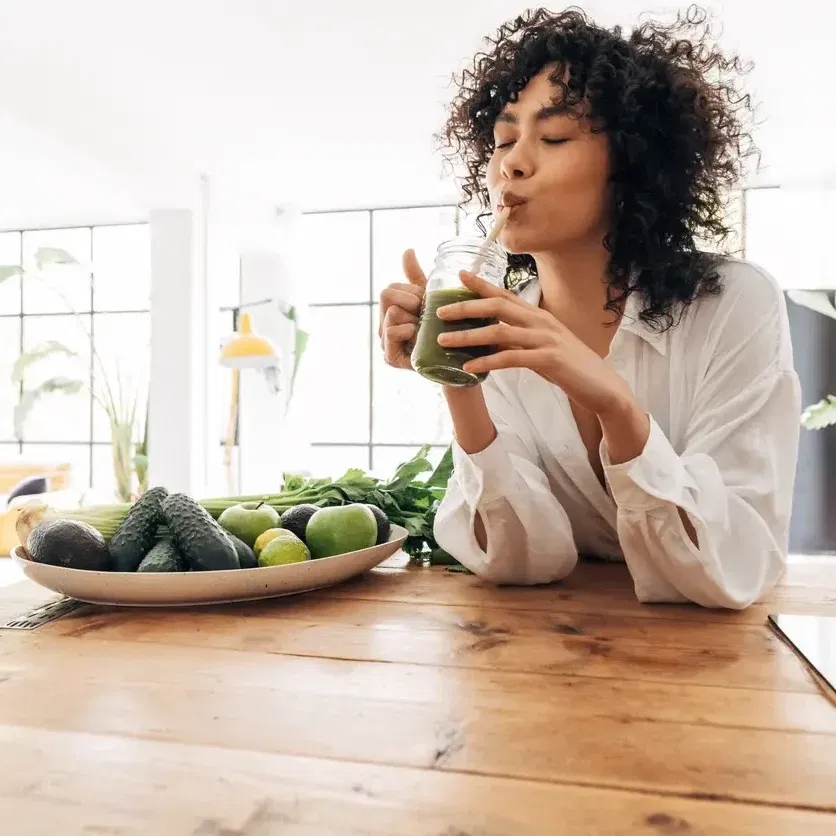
[0,554,834,835]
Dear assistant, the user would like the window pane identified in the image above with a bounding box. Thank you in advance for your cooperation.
[19,443,91,492]
[22,228,92,314]
[20,314,91,442]
[91,313,150,442]
[371,444,448,480]
[0,231,21,315]
[92,224,151,311]
[292,306,370,442]
[457,206,488,238]
[372,207,457,297]
[371,304,453,445]
[299,212,370,304]
[0,318,20,441]
[304,445,370,479]
[745,187,836,290]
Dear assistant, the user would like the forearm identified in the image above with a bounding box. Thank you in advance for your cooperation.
[598,396,697,545]
[443,385,497,454]
[443,386,495,549]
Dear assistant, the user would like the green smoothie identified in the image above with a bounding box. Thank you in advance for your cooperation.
[412,287,496,387]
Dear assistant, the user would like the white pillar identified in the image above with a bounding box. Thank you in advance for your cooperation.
[147,189,210,494]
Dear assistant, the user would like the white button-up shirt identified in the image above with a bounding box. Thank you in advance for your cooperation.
[434,258,801,609]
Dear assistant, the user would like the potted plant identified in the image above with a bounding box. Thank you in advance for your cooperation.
[1,247,148,501]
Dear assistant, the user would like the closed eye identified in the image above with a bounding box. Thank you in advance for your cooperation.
[543,138,569,145]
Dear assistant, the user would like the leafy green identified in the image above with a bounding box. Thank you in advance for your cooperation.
[201,445,460,564]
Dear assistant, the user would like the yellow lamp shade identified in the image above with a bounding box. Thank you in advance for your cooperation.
[219,313,278,369]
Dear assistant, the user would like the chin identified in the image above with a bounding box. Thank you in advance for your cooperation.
[499,226,545,256]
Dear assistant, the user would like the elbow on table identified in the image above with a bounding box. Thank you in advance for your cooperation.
[635,550,787,610]
[458,548,578,587]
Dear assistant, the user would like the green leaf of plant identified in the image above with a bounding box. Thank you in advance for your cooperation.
[0,265,23,284]
[34,247,80,270]
[801,395,836,430]
[14,376,84,439]
[12,341,79,383]
[284,327,308,413]
[787,290,836,322]
[385,448,432,492]
[425,444,453,488]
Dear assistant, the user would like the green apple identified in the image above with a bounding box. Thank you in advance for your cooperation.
[218,501,280,548]
[305,504,378,559]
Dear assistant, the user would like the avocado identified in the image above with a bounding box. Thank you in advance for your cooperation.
[27,519,111,571]
[364,503,391,545]
[279,503,319,543]
[227,532,258,569]
[108,486,169,572]
[137,539,187,573]
[162,493,240,571]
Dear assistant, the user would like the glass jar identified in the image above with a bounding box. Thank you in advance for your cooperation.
[411,236,508,387]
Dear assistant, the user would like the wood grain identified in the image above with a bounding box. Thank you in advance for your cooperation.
[1,634,834,809]
[2,725,835,836]
[334,562,836,624]
[1,557,835,832]
[42,595,821,694]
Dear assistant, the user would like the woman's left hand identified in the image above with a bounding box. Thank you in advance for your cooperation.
[437,270,634,418]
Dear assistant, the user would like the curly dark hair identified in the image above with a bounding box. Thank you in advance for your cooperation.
[442,4,758,331]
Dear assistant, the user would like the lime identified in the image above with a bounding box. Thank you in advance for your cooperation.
[254,527,285,557]
[305,504,377,559]
[257,531,311,567]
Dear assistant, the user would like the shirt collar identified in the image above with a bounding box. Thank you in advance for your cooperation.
[515,278,668,356]
[617,291,669,356]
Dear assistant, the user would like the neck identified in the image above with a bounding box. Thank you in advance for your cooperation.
[532,236,617,353]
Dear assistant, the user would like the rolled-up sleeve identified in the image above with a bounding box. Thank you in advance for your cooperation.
[602,295,801,609]
[433,377,578,585]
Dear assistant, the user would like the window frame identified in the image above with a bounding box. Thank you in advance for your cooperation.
[0,221,151,491]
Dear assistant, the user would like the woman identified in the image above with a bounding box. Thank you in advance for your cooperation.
[378,7,800,609]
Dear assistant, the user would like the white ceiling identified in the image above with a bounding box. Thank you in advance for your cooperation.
[0,0,832,226]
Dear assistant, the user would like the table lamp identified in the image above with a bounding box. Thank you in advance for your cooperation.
[219,308,281,494]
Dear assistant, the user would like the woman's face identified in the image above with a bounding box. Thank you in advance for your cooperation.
[486,66,612,256]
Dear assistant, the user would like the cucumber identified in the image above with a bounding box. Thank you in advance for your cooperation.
[108,486,169,572]
[162,492,240,571]
[227,532,258,569]
[137,539,186,573]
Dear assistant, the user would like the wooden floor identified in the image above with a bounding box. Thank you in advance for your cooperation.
[0,555,834,835]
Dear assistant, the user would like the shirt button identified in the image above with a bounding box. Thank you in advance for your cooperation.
[613,358,626,372]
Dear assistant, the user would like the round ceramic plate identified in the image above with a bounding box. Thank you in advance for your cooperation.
[10,524,407,607]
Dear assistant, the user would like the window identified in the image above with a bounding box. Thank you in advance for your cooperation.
[0,224,150,497]
[296,206,460,478]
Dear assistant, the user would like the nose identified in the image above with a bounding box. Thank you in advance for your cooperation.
[499,138,534,181]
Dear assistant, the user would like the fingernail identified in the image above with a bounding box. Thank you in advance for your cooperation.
[437,333,450,345]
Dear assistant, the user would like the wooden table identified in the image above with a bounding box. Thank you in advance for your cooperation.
[0,555,834,835]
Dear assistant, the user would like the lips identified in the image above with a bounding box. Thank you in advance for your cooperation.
[498,192,529,212]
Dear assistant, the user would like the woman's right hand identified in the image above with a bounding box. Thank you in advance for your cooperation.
[378,248,426,371]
